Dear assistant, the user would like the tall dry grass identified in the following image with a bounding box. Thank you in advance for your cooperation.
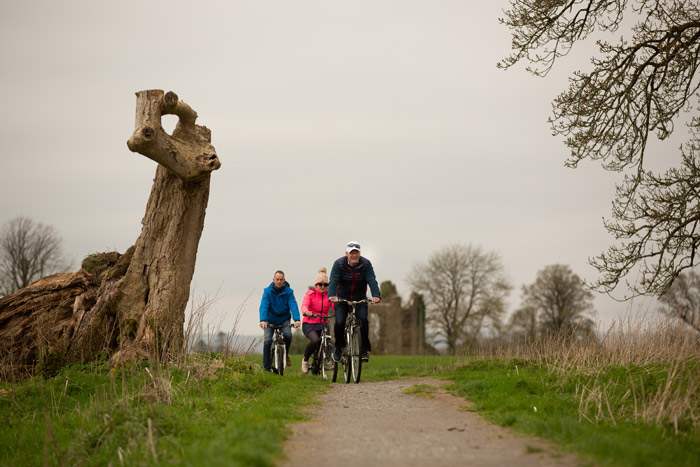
[465,312,700,435]
[183,289,260,358]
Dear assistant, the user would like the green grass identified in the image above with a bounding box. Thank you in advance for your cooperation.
[403,384,439,398]
[359,354,459,380]
[0,355,329,466]
[249,353,459,381]
[449,358,700,467]
[2,354,699,466]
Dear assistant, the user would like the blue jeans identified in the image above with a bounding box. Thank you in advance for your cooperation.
[263,321,292,371]
[333,302,371,354]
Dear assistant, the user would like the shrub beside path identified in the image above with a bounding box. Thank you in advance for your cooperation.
[281,378,586,467]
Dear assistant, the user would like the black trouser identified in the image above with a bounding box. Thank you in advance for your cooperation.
[333,301,371,354]
[303,330,320,361]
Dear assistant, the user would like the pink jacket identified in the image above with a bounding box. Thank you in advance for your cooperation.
[301,288,334,324]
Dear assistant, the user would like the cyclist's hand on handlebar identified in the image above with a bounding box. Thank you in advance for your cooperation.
[329,297,338,303]
[371,297,381,304]
[293,321,301,328]
[260,321,268,329]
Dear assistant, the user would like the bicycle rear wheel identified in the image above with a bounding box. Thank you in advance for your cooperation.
[351,323,362,383]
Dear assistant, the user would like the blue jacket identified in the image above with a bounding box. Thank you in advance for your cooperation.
[259,282,300,325]
[328,256,381,301]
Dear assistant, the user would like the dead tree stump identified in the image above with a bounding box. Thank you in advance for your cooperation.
[0,90,220,378]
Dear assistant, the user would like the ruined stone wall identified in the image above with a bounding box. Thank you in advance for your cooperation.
[368,291,425,355]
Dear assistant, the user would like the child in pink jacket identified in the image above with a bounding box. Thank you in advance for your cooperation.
[301,267,334,374]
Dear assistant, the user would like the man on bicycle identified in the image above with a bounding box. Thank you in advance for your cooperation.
[259,270,301,372]
[328,241,381,363]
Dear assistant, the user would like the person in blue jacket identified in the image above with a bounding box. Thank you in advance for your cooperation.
[259,270,301,372]
[328,241,381,363]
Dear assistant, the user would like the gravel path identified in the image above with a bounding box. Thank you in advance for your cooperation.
[281,378,586,467]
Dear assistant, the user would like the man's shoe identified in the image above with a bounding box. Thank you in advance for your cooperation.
[361,352,370,362]
[332,352,341,362]
[301,360,309,374]
[286,356,292,367]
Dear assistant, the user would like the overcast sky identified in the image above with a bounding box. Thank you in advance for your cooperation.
[1,1,669,337]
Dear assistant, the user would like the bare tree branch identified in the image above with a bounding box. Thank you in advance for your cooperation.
[0,217,71,296]
[514,264,596,337]
[407,244,511,354]
[501,0,700,297]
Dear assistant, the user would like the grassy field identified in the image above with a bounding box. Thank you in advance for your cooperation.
[2,318,699,466]
[0,355,328,466]
[449,358,700,466]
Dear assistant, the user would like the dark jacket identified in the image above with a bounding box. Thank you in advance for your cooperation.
[328,256,381,301]
[259,281,300,324]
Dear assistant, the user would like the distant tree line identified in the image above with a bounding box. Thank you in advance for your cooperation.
[407,243,597,354]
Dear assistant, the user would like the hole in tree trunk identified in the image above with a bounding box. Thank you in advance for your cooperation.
[162,114,178,135]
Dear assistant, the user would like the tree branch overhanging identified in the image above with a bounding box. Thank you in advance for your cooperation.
[501,0,700,297]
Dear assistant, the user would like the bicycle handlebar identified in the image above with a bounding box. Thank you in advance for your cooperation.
[309,313,336,319]
[332,298,376,305]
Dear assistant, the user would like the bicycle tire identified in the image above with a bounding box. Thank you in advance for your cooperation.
[343,326,352,384]
[320,339,332,380]
[270,343,278,374]
[319,349,327,379]
[351,323,362,383]
[276,343,285,376]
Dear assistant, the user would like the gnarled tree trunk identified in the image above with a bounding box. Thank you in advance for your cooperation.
[113,89,220,363]
[0,90,220,378]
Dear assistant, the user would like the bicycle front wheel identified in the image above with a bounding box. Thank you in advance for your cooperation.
[351,324,362,383]
[276,343,285,376]
[270,344,278,374]
[320,338,333,380]
[343,327,353,384]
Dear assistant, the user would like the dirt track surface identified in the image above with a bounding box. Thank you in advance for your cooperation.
[281,378,586,467]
